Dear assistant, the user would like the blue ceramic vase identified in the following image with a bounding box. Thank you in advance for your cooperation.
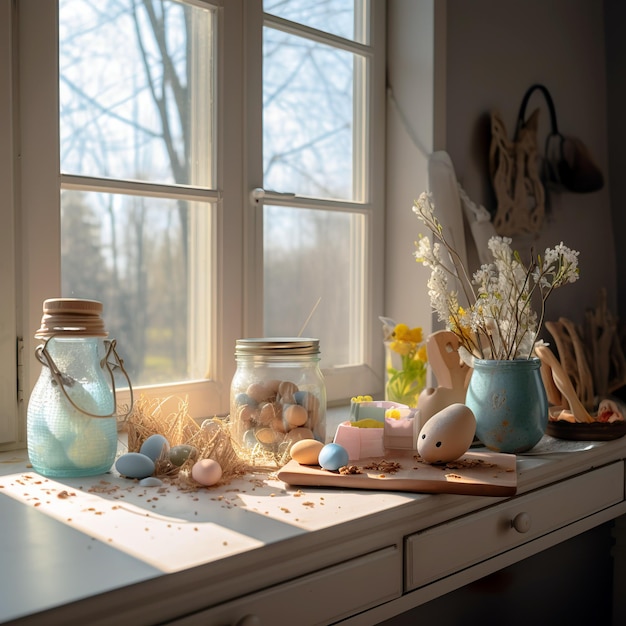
[465,358,548,453]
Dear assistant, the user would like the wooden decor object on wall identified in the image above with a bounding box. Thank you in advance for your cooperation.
[544,290,626,411]
[489,107,545,236]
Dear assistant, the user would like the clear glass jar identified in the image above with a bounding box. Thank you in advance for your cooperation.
[27,299,130,478]
[230,338,326,466]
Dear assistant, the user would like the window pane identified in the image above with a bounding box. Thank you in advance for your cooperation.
[264,0,361,42]
[263,27,359,201]
[60,190,210,386]
[263,205,364,367]
[59,0,215,188]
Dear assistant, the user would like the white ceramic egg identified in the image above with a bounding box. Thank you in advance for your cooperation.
[417,403,476,463]
[191,458,223,486]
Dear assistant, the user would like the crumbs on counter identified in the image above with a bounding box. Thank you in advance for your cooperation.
[339,465,362,475]
[413,453,497,471]
[337,460,402,476]
[363,460,402,474]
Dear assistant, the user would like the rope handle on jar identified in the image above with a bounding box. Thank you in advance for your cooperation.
[35,337,134,420]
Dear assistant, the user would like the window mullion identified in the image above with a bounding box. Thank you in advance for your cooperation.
[60,174,221,204]
[242,0,264,338]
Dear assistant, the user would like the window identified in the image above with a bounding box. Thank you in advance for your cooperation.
[248,0,386,401]
[261,2,368,368]
[2,0,385,447]
[59,0,217,390]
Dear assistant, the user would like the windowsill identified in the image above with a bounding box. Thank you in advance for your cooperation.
[1,424,624,622]
[0,412,410,622]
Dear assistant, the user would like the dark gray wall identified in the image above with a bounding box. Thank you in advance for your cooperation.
[445,0,616,327]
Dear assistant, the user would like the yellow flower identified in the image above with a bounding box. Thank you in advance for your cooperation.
[408,326,423,344]
[351,395,373,403]
[390,339,411,356]
[393,323,410,341]
[383,319,427,407]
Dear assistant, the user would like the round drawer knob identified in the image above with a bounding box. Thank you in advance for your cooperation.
[235,615,261,626]
[511,512,531,533]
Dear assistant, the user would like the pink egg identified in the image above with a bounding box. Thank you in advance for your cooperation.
[191,458,223,486]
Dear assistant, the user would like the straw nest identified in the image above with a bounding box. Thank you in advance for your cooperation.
[121,395,250,489]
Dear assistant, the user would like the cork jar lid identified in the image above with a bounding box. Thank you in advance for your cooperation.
[35,298,108,338]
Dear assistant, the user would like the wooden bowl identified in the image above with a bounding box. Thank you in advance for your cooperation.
[546,419,626,441]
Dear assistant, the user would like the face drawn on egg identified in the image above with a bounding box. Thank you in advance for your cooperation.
[417,403,476,463]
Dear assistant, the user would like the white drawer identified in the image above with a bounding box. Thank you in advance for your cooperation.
[406,461,624,591]
[171,545,401,625]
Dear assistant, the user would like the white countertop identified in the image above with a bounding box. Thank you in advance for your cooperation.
[0,415,620,624]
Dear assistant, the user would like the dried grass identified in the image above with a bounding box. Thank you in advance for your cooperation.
[122,395,250,489]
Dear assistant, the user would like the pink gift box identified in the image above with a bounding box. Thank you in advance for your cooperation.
[333,407,420,460]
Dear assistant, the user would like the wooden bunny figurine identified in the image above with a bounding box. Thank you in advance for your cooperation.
[417,330,471,429]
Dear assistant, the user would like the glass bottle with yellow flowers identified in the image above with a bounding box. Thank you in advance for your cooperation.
[381,317,428,408]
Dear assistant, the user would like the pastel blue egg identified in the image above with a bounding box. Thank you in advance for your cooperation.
[235,392,257,407]
[140,434,170,462]
[294,390,316,409]
[318,443,349,471]
[294,390,310,405]
[139,476,163,487]
[115,452,155,479]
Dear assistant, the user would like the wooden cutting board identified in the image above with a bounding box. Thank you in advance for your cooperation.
[277,449,517,497]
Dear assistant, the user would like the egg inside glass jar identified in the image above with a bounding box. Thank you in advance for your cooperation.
[232,379,322,451]
[417,403,476,463]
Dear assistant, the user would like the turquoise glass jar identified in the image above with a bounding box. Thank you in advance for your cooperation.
[27,299,130,478]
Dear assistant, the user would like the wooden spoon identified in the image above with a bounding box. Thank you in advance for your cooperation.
[426,330,471,393]
[535,345,595,424]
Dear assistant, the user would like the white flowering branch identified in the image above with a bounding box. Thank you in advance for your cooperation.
[412,192,580,361]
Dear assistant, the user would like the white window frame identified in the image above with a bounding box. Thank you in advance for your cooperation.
[245,1,386,405]
[1,0,385,450]
[0,0,19,447]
